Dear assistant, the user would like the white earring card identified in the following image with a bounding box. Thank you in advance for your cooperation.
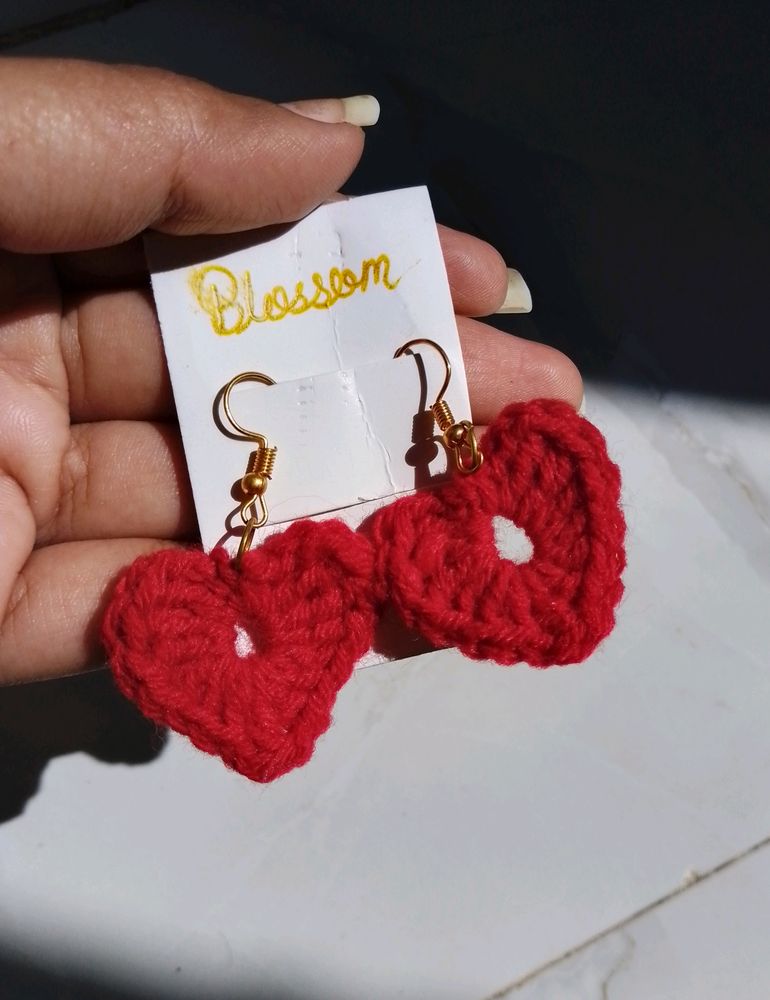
[146,186,471,555]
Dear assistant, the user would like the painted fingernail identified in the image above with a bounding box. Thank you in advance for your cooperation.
[280,95,380,127]
[496,268,533,314]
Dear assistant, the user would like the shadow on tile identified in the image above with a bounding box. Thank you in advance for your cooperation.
[0,669,166,824]
[0,940,343,1000]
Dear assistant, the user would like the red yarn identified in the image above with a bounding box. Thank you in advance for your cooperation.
[102,519,376,783]
[102,399,625,782]
[369,399,626,666]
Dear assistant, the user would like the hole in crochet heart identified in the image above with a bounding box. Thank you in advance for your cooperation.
[493,515,533,564]
[233,624,255,658]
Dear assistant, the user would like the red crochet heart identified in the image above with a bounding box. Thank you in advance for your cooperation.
[369,399,626,666]
[102,520,376,782]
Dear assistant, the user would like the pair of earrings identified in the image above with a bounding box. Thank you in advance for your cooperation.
[220,339,482,564]
[102,341,626,784]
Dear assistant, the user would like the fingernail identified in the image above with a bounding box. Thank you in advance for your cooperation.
[496,268,533,314]
[578,393,587,415]
[280,95,380,127]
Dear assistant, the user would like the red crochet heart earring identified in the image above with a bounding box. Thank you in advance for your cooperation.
[102,350,626,784]
[369,340,626,667]
[102,371,377,783]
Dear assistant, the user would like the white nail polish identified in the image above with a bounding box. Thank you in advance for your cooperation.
[496,268,533,314]
[280,96,380,126]
[340,95,380,126]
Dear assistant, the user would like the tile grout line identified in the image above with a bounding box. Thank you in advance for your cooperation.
[484,831,770,998]
[0,0,154,50]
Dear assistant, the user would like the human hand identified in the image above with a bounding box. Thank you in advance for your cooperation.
[0,58,582,684]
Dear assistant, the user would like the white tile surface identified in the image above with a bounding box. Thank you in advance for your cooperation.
[504,841,770,1000]
[2,384,770,998]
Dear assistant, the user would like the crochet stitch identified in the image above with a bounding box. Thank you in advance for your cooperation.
[102,399,625,783]
[369,399,626,666]
[102,519,377,782]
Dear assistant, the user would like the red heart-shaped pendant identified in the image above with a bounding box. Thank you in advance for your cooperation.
[369,399,626,667]
[102,519,376,782]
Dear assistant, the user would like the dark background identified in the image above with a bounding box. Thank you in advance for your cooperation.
[2,0,768,397]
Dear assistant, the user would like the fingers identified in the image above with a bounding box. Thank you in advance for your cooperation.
[436,225,510,316]
[0,60,365,253]
[0,537,176,683]
[61,226,539,422]
[61,291,581,425]
[60,286,173,423]
[2,317,582,685]
[0,471,37,632]
[44,319,580,545]
[56,222,518,321]
[1,320,582,684]
[37,421,195,545]
[458,316,583,422]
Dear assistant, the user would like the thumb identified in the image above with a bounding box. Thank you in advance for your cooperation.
[0,59,369,253]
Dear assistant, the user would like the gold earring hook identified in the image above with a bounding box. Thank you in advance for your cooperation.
[394,338,483,475]
[219,371,278,562]
[222,371,275,445]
